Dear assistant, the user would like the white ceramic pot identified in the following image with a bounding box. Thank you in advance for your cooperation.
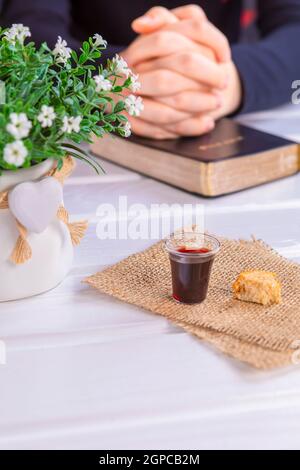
[0,160,74,302]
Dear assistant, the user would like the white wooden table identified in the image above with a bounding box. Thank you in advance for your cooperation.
[1,104,300,450]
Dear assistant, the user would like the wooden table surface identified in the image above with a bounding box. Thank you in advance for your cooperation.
[1,104,300,450]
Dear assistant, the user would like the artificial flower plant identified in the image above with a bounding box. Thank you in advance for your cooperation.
[0,24,144,173]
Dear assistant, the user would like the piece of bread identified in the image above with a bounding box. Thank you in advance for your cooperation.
[232,270,282,306]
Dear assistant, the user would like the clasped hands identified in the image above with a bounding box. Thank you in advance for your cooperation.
[122,5,242,139]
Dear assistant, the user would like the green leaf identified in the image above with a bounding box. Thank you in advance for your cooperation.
[113,101,125,113]
[0,30,133,171]
[62,145,105,175]
[82,41,90,53]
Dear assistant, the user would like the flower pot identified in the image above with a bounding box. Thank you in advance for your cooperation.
[0,159,74,302]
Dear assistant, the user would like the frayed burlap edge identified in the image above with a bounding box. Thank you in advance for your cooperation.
[177,322,292,370]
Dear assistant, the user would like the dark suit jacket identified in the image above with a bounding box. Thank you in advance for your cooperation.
[3,0,300,113]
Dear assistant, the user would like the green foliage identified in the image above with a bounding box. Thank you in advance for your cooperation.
[0,26,133,173]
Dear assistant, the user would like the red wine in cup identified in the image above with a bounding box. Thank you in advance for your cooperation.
[166,233,220,305]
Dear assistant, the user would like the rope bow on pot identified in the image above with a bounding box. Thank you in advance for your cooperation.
[0,156,88,265]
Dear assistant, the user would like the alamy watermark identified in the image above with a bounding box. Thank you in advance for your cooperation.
[291,81,300,104]
[0,340,6,365]
[95,196,205,240]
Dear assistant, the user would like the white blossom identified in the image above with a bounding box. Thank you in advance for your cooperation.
[125,95,144,117]
[4,140,28,167]
[53,36,72,64]
[129,73,141,93]
[37,105,56,128]
[122,121,132,138]
[6,113,32,139]
[4,24,31,45]
[93,34,107,48]
[61,115,82,134]
[94,74,112,92]
[112,54,130,78]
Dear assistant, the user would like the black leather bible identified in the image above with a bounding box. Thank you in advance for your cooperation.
[91,119,299,196]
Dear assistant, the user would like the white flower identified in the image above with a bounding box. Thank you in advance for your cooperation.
[93,34,107,48]
[37,105,56,128]
[61,115,82,134]
[125,95,144,117]
[129,73,141,93]
[4,141,28,167]
[6,113,32,139]
[4,24,31,45]
[122,121,132,138]
[112,54,130,78]
[53,36,72,64]
[94,74,112,92]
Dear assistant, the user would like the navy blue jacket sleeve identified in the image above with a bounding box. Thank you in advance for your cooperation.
[232,0,300,113]
[3,0,300,113]
[1,0,122,62]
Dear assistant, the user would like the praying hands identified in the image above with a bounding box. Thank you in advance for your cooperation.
[122,5,242,139]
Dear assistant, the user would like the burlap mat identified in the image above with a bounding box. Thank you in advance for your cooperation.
[178,323,291,370]
[84,237,300,369]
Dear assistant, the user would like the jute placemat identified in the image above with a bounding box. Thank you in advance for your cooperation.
[177,322,291,370]
[84,237,300,369]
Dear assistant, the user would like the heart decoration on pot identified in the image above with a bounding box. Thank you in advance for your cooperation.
[8,177,63,233]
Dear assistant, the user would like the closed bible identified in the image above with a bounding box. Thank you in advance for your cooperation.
[90,119,299,197]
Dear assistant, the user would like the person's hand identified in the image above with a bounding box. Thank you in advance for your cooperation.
[122,22,227,137]
[132,5,231,63]
[122,5,242,139]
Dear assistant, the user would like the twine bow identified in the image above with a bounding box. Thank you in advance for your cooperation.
[0,156,88,265]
